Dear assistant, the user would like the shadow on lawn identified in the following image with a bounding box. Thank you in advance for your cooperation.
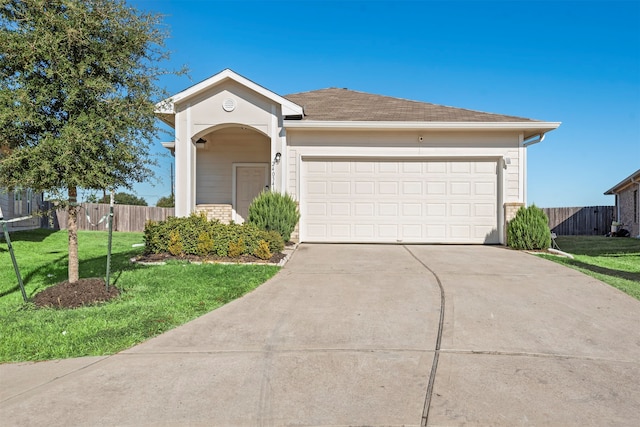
[0,228,58,243]
[556,237,640,257]
[562,258,640,283]
[1,248,147,300]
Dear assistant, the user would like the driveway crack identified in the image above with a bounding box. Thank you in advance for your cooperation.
[403,246,445,427]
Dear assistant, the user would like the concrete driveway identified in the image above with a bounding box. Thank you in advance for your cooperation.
[1,244,639,426]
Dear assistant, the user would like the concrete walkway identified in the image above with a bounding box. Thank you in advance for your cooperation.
[1,244,639,426]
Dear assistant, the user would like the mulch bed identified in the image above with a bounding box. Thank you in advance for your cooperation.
[33,247,291,310]
[33,278,120,309]
[132,251,287,265]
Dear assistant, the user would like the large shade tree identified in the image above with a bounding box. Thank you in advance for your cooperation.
[0,0,177,283]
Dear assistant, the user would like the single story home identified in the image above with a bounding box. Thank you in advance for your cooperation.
[0,188,42,231]
[604,169,640,238]
[156,69,560,244]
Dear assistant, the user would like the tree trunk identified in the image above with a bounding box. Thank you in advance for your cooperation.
[68,186,79,283]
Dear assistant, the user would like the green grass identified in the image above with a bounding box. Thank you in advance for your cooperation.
[539,236,640,300]
[0,229,279,363]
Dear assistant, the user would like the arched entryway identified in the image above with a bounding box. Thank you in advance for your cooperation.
[195,125,270,223]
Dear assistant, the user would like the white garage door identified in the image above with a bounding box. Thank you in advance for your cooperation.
[301,159,499,244]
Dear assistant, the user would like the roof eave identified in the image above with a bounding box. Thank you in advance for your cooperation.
[283,120,561,137]
[604,169,640,195]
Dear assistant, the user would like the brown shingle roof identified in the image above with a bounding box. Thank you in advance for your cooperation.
[283,88,537,122]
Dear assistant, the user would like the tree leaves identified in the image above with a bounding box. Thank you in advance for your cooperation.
[0,0,179,195]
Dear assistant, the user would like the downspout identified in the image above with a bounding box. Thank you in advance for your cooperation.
[522,133,546,147]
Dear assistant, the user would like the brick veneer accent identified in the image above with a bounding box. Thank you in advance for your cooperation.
[289,201,300,243]
[617,185,639,237]
[195,204,233,224]
[504,202,525,244]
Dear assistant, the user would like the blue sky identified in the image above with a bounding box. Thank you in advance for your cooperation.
[125,0,639,208]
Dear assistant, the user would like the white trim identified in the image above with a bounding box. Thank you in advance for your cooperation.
[284,120,561,134]
[519,133,525,204]
[281,131,288,195]
[231,163,270,223]
[156,69,303,119]
[186,104,195,213]
[270,104,279,191]
[497,159,505,244]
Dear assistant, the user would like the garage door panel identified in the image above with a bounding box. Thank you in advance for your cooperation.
[451,182,471,195]
[379,163,399,173]
[307,181,328,195]
[403,181,423,194]
[302,159,498,244]
[451,162,471,173]
[379,203,399,216]
[475,181,496,195]
[379,182,399,194]
[451,203,471,216]
[330,202,350,216]
[475,203,496,217]
[354,203,374,216]
[355,181,375,194]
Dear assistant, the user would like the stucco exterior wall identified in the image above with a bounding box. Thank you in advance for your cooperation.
[617,184,639,237]
[173,80,285,216]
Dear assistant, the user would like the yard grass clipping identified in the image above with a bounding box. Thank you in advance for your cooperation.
[0,229,279,363]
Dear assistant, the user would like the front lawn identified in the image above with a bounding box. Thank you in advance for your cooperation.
[539,236,640,300]
[0,229,279,363]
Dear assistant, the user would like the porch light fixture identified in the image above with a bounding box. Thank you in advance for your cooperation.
[274,152,282,164]
[195,138,206,145]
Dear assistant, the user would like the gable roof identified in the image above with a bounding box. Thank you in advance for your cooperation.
[155,69,560,138]
[284,88,534,122]
[156,69,304,127]
[283,88,560,138]
[604,169,640,195]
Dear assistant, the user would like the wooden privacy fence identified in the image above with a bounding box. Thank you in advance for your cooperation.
[542,206,614,236]
[43,203,175,232]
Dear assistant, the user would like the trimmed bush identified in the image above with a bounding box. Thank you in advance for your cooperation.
[167,229,183,256]
[228,237,245,258]
[507,204,552,250]
[248,191,300,242]
[196,232,214,257]
[144,215,284,259]
[254,240,273,260]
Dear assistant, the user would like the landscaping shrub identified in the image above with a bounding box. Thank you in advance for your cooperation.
[167,229,183,256]
[254,240,272,260]
[196,232,214,257]
[228,237,245,258]
[507,204,552,250]
[248,191,300,242]
[144,215,284,259]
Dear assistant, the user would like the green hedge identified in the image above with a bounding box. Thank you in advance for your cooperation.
[144,213,285,258]
[507,204,552,250]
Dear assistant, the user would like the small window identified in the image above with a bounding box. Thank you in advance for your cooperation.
[635,189,638,223]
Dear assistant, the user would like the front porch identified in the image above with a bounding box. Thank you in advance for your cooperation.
[194,126,272,223]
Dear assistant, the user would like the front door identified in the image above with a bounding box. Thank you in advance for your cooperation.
[235,164,269,223]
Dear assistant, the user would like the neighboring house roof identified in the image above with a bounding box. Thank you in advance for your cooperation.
[604,169,640,195]
[284,88,535,122]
